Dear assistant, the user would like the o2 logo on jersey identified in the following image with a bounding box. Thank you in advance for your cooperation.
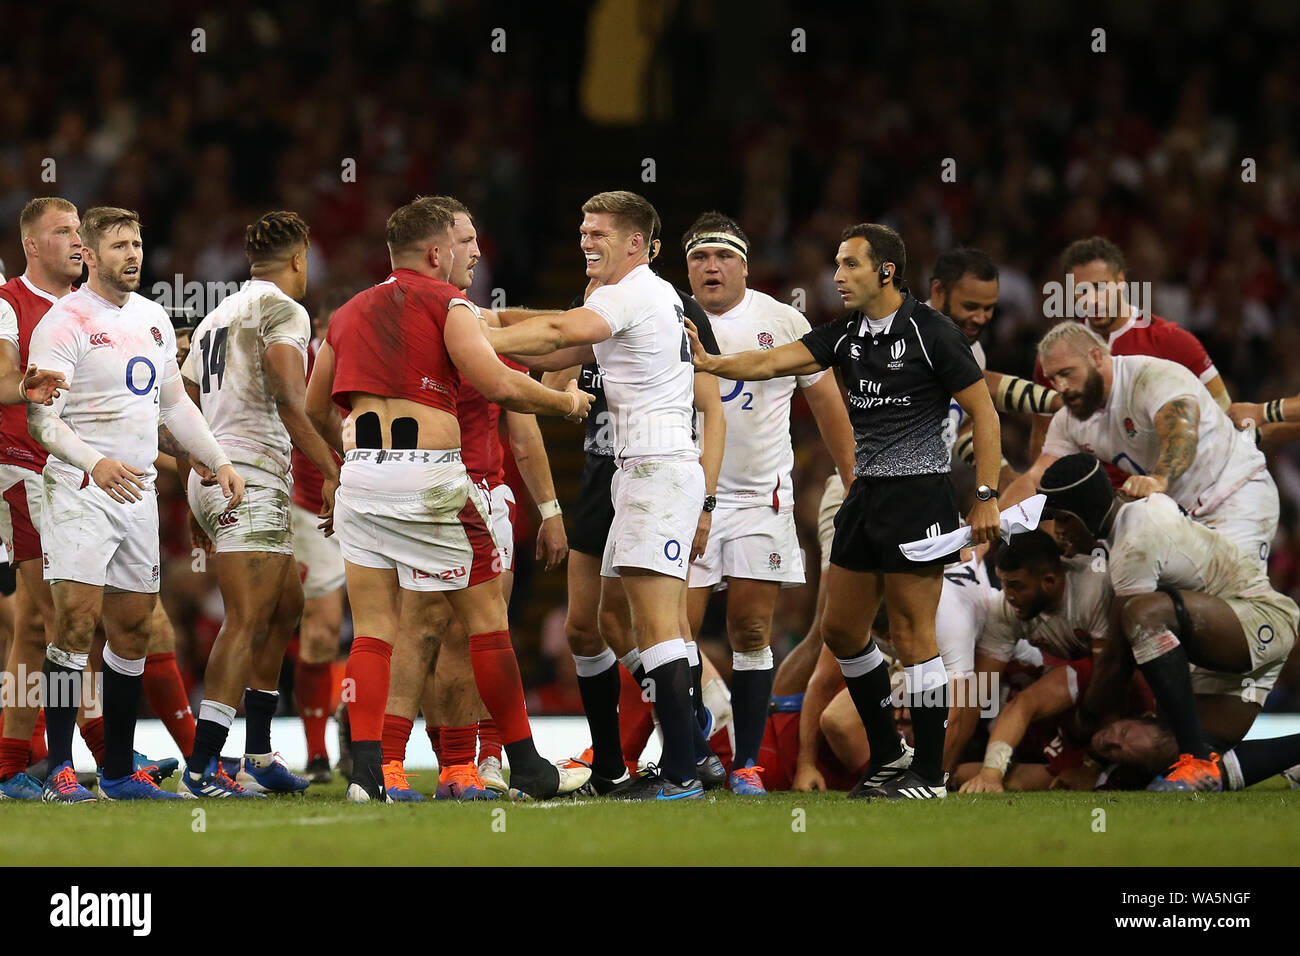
[1123,416,1137,439]
[720,379,754,410]
[125,356,157,396]
[664,539,682,567]
[1257,624,1275,650]
[757,331,775,350]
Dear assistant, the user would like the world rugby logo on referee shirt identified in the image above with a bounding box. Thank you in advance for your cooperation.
[887,339,906,370]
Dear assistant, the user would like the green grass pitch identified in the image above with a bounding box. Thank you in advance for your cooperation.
[3,775,1296,866]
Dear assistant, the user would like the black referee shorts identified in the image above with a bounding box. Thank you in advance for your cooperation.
[829,473,962,574]
[569,453,616,557]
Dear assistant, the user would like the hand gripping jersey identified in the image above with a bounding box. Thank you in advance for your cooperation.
[1042,354,1265,518]
[181,279,310,493]
[326,269,470,414]
[978,556,1113,663]
[0,275,61,470]
[28,287,180,482]
[707,289,825,512]
[582,264,698,460]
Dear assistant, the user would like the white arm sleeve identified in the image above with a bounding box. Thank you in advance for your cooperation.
[158,360,231,471]
[26,402,106,474]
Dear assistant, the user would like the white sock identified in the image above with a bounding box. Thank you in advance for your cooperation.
[732,648,774,671]
[618,648,643,675]
[640,638,688,673]
[102,644,145,677]
[573,647,618,677]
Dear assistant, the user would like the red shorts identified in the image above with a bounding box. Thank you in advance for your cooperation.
[0,464,42,564]
[757,711,861,792]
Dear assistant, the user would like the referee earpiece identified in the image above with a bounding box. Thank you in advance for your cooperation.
[879,264,892,285]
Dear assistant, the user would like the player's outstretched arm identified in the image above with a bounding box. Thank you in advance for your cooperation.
[687,320,822,382]
[447,304,593,420]
[483,306,611,356]
[961,660,1071,794]
[505,410,568,571]
[802,373,856,491]
[0,342,65,405]
[985,370,1062,415]
[158,366,244,510]
[305,341,344,455]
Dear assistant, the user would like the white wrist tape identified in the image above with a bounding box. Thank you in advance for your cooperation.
[983,740,1014,776]
[538,499,562,520]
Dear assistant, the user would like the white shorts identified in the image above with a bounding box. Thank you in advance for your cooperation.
[1190,664,1279,706]
[481,480,516,574]
[1198,469,1280,568]
[934,555,993,679]
[689,504,805,589]
[0,463,43,564]
[41,464,160,593]
[1188,589,1298,706]
[817,475,846,573]
[335,450,500,592]
[188,468,293,555]
[601,456,705,581]
[291,502,345,600]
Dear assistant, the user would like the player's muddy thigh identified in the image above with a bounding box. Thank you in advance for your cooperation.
[1119,590,1251,673]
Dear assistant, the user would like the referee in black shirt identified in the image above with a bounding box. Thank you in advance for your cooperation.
[688,223,1001,799]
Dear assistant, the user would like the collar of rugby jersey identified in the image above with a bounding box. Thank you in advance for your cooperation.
[81,285,129,311]
[854,290,918,338]
[705,287,753,321]
[18,273,59,305]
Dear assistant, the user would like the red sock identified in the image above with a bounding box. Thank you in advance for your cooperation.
[79,716,107,767]
[426,723,444,766]
[441,723,477,767]
[618,666,655,768]
[476,717,502,762]
[467,630,532,746]
[382,714,413,765]
[143,652,195,758]
[295,659,333,761]
[345,637,392,742]
[0,734,29,778]
[29,709,48,764]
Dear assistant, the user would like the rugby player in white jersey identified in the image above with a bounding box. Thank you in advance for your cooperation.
[1039,454,1299,791]
[28,207,244,802]
[486,190,720,799]
[1004,323,1278,567]
[680,211,856,795]
[178,211,339,797]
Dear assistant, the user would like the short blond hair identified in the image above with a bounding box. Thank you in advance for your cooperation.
[386,198,456,256]
[79,206,141,253]
[581,190,658,248]
[19,197,77,240]
[1037,321,1110,363]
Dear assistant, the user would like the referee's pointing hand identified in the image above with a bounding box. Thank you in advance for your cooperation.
[684,319,709,370]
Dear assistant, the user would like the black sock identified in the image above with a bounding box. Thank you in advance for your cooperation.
[188,718,231,776]
[351,740,385,796]
[243,689,278,755]
[42,658,82,771]
[101,660,143,780]
[840,646,902,765]
[647,658,696,786]
[1226,733,1300,788]
[690,661,708,731]
[1136,647,1209,758]
[731,666,774,768]
[576,662,625,778]
[502,737,546,777]
[909,680,949,783]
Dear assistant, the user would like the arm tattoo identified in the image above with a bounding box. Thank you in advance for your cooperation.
[158,425,187,459]
[1153,397,1198,484]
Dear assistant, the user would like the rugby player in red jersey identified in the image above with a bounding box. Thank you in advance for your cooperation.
[306,198,593,802]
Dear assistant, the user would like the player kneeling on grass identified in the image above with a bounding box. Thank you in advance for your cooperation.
[1039,453,1300,792]
[29,207,244,802]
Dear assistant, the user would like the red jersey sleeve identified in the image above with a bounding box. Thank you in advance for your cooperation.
[1151,320,1216,383]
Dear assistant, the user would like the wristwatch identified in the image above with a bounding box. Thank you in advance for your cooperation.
[975,484,999,502]
[702,495,716,513]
